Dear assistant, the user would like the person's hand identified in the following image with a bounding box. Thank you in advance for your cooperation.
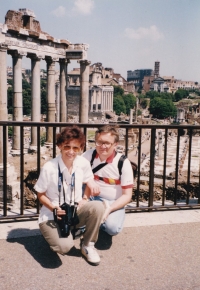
[54,205,66,220]
[87,179,100,196]
[102,200,111,223]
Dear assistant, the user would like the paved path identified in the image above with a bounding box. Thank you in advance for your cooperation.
[1,210,200,290]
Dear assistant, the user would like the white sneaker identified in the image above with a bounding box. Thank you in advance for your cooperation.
[81,242,100,265]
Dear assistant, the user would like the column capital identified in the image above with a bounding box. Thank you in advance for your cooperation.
[7,49,27,58]
[45,55,59,64]
[0,43,8,51]
[78,59,91,66]
[27,52,45,60]
[59,58,70,64]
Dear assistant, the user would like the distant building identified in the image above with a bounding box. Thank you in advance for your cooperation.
[150,77,169,92]
[163,76,199,93]
[143,75,155,92]
[176,80,199,90]
[67,62,135,118]
[127,69,154,90]
[162,76,177,94]
[7,66,13,77]
[143,62,160,92]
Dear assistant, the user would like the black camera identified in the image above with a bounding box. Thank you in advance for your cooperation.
[53,202,79,238]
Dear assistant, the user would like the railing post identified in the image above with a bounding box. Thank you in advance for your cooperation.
[186,128,192,204]
[174,129,180,205]
[149,128,156,208]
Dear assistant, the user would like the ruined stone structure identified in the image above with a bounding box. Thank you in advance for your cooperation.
[68,63,114,118]
[67,62,135,119]
[0,8,90,153]
[176,108,185,123]
[0,8,91,206]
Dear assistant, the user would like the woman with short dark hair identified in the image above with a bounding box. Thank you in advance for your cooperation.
[34,126,105,266]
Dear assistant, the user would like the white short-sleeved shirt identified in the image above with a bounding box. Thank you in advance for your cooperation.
[34,154,93,224]
[82,149,133,201]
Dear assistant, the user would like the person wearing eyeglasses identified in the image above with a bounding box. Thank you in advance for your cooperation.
[82,125,134,237]
[34,126,105,266]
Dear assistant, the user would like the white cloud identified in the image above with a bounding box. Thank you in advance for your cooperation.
[73,0,94,15]
[51,6,66,17]
[124,25,164,41]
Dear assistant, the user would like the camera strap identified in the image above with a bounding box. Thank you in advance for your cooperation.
[58,164,76,206]
[58,164,63,205]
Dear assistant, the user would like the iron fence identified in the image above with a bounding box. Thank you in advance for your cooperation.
[1,121,200,221]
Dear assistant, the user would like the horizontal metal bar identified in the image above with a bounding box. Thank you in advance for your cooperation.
[1,121,200,222]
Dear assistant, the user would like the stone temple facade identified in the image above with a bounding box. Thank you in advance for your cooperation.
[67,62,135,119]
[68,63,114,119]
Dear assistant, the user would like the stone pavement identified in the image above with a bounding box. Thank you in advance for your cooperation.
[1,210,200,290]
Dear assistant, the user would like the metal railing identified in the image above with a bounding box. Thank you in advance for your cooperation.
[1,121,200,221]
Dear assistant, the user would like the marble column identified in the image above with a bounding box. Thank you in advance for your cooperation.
[103,91,106,111]
[30,55,41,150]
[9,51,25,154]
[103,91,105,111]
[90,90,94,111]
[96,90,98,112]
[1,47,20,208]
[104,91,106,111]
[101,91,104,111]
[59,59,69,123]
[55,81,60,124]
[46,58,56,144]
[111,91,113,111]
[106,92,108,111]
[79,60,91,123]
[110,92,112,111]
[0,45,8,165]
[93,90,96,111]
[100,91,103,111]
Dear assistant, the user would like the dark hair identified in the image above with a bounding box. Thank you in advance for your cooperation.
[56,126,85,148]
[95,125,119,142]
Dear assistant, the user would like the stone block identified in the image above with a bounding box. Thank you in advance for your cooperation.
[0,180,20,202]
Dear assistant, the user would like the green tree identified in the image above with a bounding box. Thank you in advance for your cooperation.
[41,90,47,114]
[41,78,47,114]
[113,95,126,115]
[138,94,146,100]
[174,89,189,102]
[146,91,160,99]
[140,98,148,109]
[23,90,31,115]
[22,79,31,90]
[149,97,177,118]
[123,93,136,115]
[8,126,13,137]
[22,79,31,115]
[113,85,124,97]
[7,87,13,114]
[146,90,174,101]
[7,79,13,86]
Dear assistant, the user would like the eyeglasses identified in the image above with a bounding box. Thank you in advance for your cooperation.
[62,145,81,153]
[95,141,115,148]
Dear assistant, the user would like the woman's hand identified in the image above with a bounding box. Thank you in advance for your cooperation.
[54,205,66,220]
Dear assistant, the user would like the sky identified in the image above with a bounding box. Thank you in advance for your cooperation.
[0,0,200,82]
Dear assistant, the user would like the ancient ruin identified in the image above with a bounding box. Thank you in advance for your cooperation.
[0,8,91,207]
